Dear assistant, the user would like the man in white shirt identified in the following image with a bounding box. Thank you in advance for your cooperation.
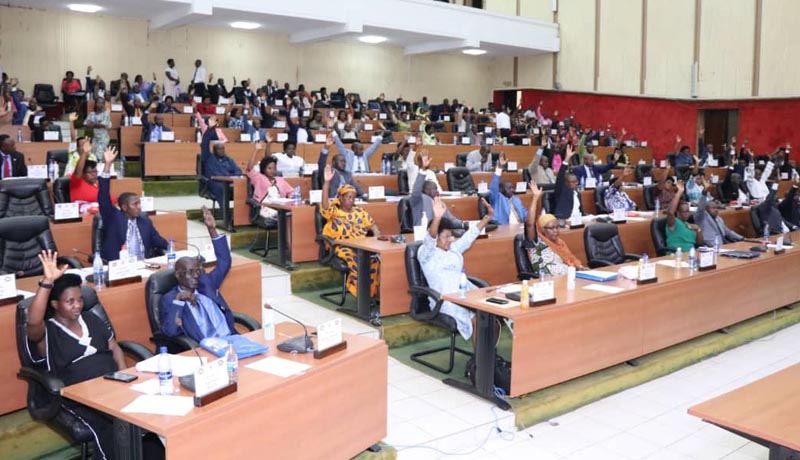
[191,59,207,97]
[495,106,511,139]
[466,144,493,172]
[272,140,305,176]
[747,161,773,203]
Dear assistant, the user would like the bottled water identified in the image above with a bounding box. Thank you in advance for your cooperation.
[167,238,176,268]
[158,347,173,395]
[226,343,238,384]
[674,247,682,269]
[688,247,697,270]
[458,269,468,299]
[92,254,104,290]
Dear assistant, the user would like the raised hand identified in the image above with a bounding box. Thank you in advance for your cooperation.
[432,196,447,218]
[480,198,494,220]
[68,112,78,123]
[201,205,216,230]
[103,146,118,164]
[622,127,627,136]
[208,116,218,128]
[38,250,69,283]
[498,152,508,168]
[529,180,541,196]
[676,135,682,144]
[323,165,335,183]
[565,143,575,162]
[325,134,334,148]
[676,180,685,194]
[264,132,274,144]
[420,151,432,170]
[699,128,705,136]
[254,141,265,152]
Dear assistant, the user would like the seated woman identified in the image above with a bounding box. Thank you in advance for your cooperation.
[525,181,588,275]
[26,251,128,460]
[609,144,630,168]
[245,140,293,222]
[655,166,677,210]
[321,166,381,297]
[719,167,750,203]
[417,196,494,343]
[666,181,704,252]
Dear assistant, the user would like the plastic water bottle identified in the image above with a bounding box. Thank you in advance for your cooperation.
[458,269,468,299]
[117,155,125,179]
[674,247,682,269]
[16,128,21,142]
[92,253,104,290]
[713,236,721,255]
[763,224,770,247]
[226,342,238,384]
[688,247,697,270]
[48,160,57,181]
[167,238,176,268]
[642,253,649,265]
[262,305,275,341]
[196,130,202,143]
[293,185,302,204]
[479,179,486,192]
[654,198,661,215]
[158,347,174,395]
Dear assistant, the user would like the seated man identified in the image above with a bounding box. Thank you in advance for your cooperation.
[333,131,383,173]
[747,161,773,202]
[553,145,582,219]
[488,155,527,225]
[141,101,173,143]
[156,96,181,114]
[778,184,800,228]
[571,152,613,187]
[99,147,168,261]
[159,207,236,342]
[318,136,366,199]
[466,144,493,172]
[0,134,27,179]
[694,180,744,246]
[756,183,798,235]
[719,168,749,203]
[666,181,704,252]
[409,152,466,229]
[603,176,636,212]
[201,116,243,208]
[272,140,304,176]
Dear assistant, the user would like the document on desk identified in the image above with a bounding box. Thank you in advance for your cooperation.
[130,378,161,395]
[246,356,310,378]
[122,395,194,416]
[583,284,625,294]
[135,354,207,377]
[656,260,690,268]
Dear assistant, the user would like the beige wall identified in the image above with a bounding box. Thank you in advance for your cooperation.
[758,0,800,96]
[483,0,517,15]
[0,5,505,105]
[596,0,642,95]
[644,0,695,97]
[556,0,596,92]
[697,0,755,98]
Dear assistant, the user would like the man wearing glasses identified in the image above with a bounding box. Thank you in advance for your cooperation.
[159,206,236,342]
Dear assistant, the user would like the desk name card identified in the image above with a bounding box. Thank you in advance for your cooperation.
[364,123,373,131]
[486,138,494,145]
[274,120,286,129]
[108,258,137,281]
[276,133,288,142]
[309,190,322,204]
[239,133,251,142]
[639,262,657,282]
[521,138,531,145]
[368,186,385,200]
[507,161,518,171]
[378,113,387,120]
[585,177,597,189]
[182,106,193,114]
[111,104,123,112]
[550,129,558,135]
[314,134,326,143]
[27,165,47,179]
[569,213,583,228]
[531,280,555,304]
[443,115,451,122]
[461,136,471,145]
[316,318,343,352]
[484,127,493,134]
[194,357,229,398]
[533,128,540,134]
[612,208,627,223]
[54,202,80,221]
[193,96,203,103]
[0,274,17,300]
[274,99,284,106]
[43,131,60,141]
[140,196,155,213]
[515,182,527,193]
[218,97,230,105]
[643,176,653,186]
[160,131,175,142]
[477,181,489,194]
[698,250,716,270]
[214,106,226,115]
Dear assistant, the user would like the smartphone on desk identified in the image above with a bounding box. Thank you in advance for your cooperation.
[103,372,138,383]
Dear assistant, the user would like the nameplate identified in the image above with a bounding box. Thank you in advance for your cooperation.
[592,140,599,146]
[108,258,137,282]
[364,123,373,131]
[507,161,518,171]
[638,262,657,283]
[314,134,326,143]
[371,136,382,143]
[277,133,288,142]
[378,113,387,120]
[111,104,123,112]
[643,177,653,186]
[461,136,471,145]
[274,120,286,129]
[659,160,667,168]
[477,182,489,194]
[486,138,494,145]
[193,96,202,103]
[218,97,230,105]
[200,242,217,264]
[698,251,716,270]
[0,274,17,301]
[641,141,648,147]
[328,111,335,118]
[239,133,251,142]
[140,196,155,213]
[274,99,284,106]
[160,131,175,142]
[368,186,385,200]
[194,357,229,398]
[531,280,556,306]
[443,115,451,122]
[215,106,226,115]
[43,131,59,141]
[707,157,719,167]
[510,182,525,194]
[533,128,540,134]
[569,214,583,228]
[309,190,322,204]
[316,318,343,352]
[27,165,47,179]
[781,172,789,180]
[612,208,627,223]
[54,202,80,221]
[550,129,557,135]
[408,136,416,144]
[585,177,597,189]
[183,106,194,114]
[710,174,719,184]
[522,138,531,145]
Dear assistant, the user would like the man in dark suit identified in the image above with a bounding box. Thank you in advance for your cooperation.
[0,134,28,178]
[99,147,168,261]
[201,116,243,208]
[317,135,366,199]
[553,145,583,219]
[571,152,614,187]
[141,101,174,143]
[159,207,237,342]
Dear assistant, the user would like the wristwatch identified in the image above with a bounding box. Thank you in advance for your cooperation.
[38,280,54,289]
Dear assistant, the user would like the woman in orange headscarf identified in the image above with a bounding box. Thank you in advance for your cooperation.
[320,166,381,297]
[524,181,588,275]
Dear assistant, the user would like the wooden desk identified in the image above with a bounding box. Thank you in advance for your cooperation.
[47,177,143,207]
[61,326,387,460]
[142,143,254,177]
[688,363,800,459]
[210,176,250,229]
[119,126,142,158]
[17,142,70,165]
[51,210,187,262]
[440,232,800,405]
[2,252,262,415]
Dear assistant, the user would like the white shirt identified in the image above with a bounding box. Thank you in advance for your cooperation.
[296,127,311,144]
[272,152,305,175]
[496,112,511,130]
[352,155,369,173]
[165,67,178,82]
[193,66,206,84]
[572,190,582,217]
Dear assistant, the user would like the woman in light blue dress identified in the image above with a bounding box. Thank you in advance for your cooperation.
[417,196,494,342]
[83,97,111,158]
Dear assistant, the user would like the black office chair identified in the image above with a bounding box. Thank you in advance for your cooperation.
[750,206,766,236]
[650,217,678,256]
[643,185,657,211]
[397,169,409,195]
[541,190,554,214]
[144,269,260,353]
[584,223,641,268]
[245,179,277,258]
[667,153,677,167]
[33,84,58,108]
[595,185,610,214]
[314,206,351,306]
[521,168,531,184]
[477,196,498,224]
[16,287,153,460]
[446,167,476,194]
[310,169,323,190]
[53,177,71,204]
[46,149,69,177]
[397,197,414,234]
[405,241,489,374]
[455,152,469,168]
[196,154,217,210]
[0,178,53,218]
[676,166,692,182]
[513,233,537,281]
[0,216,82,277]
[635,164,653,184]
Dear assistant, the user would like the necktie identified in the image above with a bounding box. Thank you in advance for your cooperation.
[2,155,10,179]
[126,220,144,260]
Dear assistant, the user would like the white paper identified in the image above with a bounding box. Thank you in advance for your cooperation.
[484,127,493,134]
[514,182,527,193]
[309,190,322,204]
[130,378,161,395]
[240,133,251,142]
[550,129,558,135]
[707,157,718,167]
[182,106,193,114]
[160,131,175,142]
[533,128,540,134]
[121,395,194,416]
[27,165,48,178]
[642,176,653,186]
[314,134,326,143]
[54,202,80,220]
[444,162,455,172]
[486,138,494,145]
[408,136,416,144]
[274,99,284,107]
[135,354,207,377]
[585,177,597,189]
[215,106,226,115]
[108,259,137,281]
[612,208,626,222]
[531,280,555,302]
[43,131,59,141]
[139,196,155,213]
[316,318,343,351]
[364,123,373,131]
[592,140,599,146]
[194,357,229,397]
[477,181,489,194]
[507,161,518,171]
[522,138,531,145]
[246,356,310,377]
[639,262,656,280]
[656,260,690,268]
[368,186,385,200]
[111,104,123,112]
[583,283,625,294]
[130,116,142,126]
[569,213,582,227]
[443,115,451,122]
[659,160,667,168]
[377,113,386,120]
[218,97,230,105]
[0,274,17,300]
[276,133,288,142]
[193,96,202,103]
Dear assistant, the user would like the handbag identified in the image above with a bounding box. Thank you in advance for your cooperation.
[465,355,511,394]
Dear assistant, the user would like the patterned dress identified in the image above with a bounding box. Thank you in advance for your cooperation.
[321,204,379,297]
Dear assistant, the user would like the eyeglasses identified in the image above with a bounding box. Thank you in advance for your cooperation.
[542,225,559,230]
[176,268,203,277]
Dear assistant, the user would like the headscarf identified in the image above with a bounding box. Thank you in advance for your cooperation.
[331,184,357,209]
[536,213,582,267]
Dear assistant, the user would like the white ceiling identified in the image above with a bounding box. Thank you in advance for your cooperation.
[10,0,559,56]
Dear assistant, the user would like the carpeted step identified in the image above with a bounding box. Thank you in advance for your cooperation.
[0,409,80,460]
[144,180,197,196]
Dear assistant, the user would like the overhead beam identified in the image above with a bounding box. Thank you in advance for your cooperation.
[290,21,363,44]
[404,38,478,56]
[150,0,212,31]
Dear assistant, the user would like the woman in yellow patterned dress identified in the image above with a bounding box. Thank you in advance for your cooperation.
[321,165,381,297]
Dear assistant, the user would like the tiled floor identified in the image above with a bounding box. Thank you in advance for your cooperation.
[194,207,792,460]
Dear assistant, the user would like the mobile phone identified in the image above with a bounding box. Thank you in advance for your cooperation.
[103,372,138,383]
[486,297,509,305]
[377,235,389,241]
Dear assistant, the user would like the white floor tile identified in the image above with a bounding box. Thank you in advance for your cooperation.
[595,431,662,460]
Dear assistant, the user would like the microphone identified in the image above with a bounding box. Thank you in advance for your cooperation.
[171,240,206,265]
[269,305,314,354]
[72,248,104,264]
[178,346,204,393]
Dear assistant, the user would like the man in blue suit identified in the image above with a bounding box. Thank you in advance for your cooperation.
[571,152,614,187]
[141,101,173,142]
[488,154,527,225]
[159,206,237,342]
[99,147,168,261]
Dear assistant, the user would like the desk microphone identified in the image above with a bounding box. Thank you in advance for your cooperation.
[72,248,104,264]
[171,240,205,265]
[178,345,204,393]
[269,305,314,354]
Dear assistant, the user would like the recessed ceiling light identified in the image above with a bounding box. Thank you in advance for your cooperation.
[462,49,487,56]
[358,35,387,44]
[231,21,260,30]
[68,3,102,13]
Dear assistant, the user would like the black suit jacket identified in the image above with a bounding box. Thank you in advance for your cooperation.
[553,163,583,219]
[1,151,28,178]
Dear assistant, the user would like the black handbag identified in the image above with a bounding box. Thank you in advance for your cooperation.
[465,355,511,394]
